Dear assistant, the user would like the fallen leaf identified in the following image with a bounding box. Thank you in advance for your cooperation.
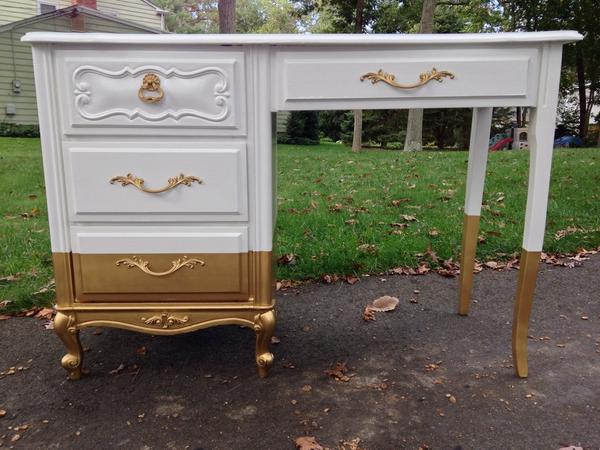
[390,198,410,207]
[346,276,359,285]
[401,214,417,221]
[369,295,399,312]
[294,436,324,450]
[109,363,125,375]
[270,336,281,344]
[35,308,54,320]
[339,437,364,450]
[0,409,6,418]
[301,384,312,392]
[0,314,11,321]
[362,305,376,321]
[446,393,457,404]
[357,243,378,254]
[428,229,440,237]
[277,254,297,266]
[136,346,147,356]
[0,274,20,283]
[11,434,21,443]
[325,362,351,382]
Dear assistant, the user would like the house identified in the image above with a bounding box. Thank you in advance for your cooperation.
[0,0,166,129]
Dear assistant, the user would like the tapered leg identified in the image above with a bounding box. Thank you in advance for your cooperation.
[512,44,563,377]
[254,310,275,378]
[54,312,83,380]
[458,107,493,315]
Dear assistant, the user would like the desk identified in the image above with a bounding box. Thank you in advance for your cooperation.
[24,31,582,379]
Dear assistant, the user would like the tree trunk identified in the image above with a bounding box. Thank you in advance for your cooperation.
[576,43,587,140]
[403,0,437,152]
[352,109,363,152]
[351,0,365,152]
[218,0,236,33]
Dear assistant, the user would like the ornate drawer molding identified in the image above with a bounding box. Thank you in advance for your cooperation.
[73,65,231,122]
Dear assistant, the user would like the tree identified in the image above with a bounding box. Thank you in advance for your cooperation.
[219,0,236,33]
[352,0,366,153]
[403,0,438,152]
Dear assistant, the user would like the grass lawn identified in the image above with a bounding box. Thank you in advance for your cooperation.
[1,137,599,312]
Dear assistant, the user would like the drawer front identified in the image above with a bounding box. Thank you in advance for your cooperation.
[55,48,245,136]
[274,46,540,109]
[64,142,247,221]
[71,226,251,302]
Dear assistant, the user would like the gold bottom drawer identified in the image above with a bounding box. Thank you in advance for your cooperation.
[72,252,249,302]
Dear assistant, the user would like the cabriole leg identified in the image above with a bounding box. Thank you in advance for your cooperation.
[54,312,83,380]
[254,310,275,378]
[458,107,493,315]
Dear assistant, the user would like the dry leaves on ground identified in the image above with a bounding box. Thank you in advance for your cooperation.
[294,436,324,450]
[363,296,399,321]
[339,438,365,450]
[325,362,352,382]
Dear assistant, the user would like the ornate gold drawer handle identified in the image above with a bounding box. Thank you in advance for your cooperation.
[360,67,455,89]
[110,173,202,194]
[115,256,205,277]
[138,73,164,104]
[141,312,189,329]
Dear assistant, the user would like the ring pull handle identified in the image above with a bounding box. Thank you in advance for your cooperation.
[109,173,202,194]
[138,73,164,104]
[360,67,455,89]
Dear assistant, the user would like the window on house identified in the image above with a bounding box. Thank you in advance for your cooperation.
[39,2,57,14]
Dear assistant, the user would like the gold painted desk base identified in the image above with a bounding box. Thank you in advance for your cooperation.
[52,252,276,380]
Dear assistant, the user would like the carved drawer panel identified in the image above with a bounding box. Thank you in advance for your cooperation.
[55,48,245,136]
[274,46,540,110]
[70,226,251,302]
[63,142,247,222]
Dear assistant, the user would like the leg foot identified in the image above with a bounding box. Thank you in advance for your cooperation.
[254,310,275,378]
[54,312,83,380]
[458,214,481,316]
[512,250,541,378]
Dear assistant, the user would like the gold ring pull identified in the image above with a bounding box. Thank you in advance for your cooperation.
[138,73,164,104]
[360,67,455,89]
[116,256,205,277]
[109,173,202,194]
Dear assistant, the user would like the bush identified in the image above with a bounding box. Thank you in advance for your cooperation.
[278,111,320,145]
[0,122,40,137]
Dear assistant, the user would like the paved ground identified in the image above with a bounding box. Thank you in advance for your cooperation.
[1,255,599,450]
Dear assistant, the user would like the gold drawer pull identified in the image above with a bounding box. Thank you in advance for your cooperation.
[110,173,202,194]
[360,67,454,89]
[138,73,164,104]
[116,256,205,277]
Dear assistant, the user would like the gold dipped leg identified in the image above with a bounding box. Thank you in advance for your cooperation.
[458,214,481,316]
[54,312,83,380]
[512,250,542,378]
[254,310,275,378]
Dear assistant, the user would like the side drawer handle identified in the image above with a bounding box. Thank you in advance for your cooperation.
[109,173,202,194]
[360,67,454,89]
[115,256,205,277]
[138,73,164,104]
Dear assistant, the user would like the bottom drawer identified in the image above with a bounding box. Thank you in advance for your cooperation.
[69,226,251,302]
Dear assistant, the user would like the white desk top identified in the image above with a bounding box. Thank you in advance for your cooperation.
[23,31,582,46]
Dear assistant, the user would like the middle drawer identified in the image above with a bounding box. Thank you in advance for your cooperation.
[63,141,248,222]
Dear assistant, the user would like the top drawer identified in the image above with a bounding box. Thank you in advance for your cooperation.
[54,48,246,136]
[273,45,540,110]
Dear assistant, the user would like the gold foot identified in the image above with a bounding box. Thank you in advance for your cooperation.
[54,312,83,380]
[458,214,481,316]
[512,250,541,378]
[254,310,275,378]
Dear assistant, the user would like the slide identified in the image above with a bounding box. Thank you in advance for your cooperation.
[490,137,512,151]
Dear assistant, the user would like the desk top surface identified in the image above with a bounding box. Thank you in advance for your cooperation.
[23,31,582,46]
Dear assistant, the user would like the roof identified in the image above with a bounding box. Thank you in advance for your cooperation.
[1,5,162,34]
[141,0,167,14]
[22,30,582,45]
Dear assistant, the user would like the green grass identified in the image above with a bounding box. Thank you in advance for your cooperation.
[1,137,599,312]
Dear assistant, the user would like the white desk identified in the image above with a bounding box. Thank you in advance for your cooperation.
[24,31,582,379]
